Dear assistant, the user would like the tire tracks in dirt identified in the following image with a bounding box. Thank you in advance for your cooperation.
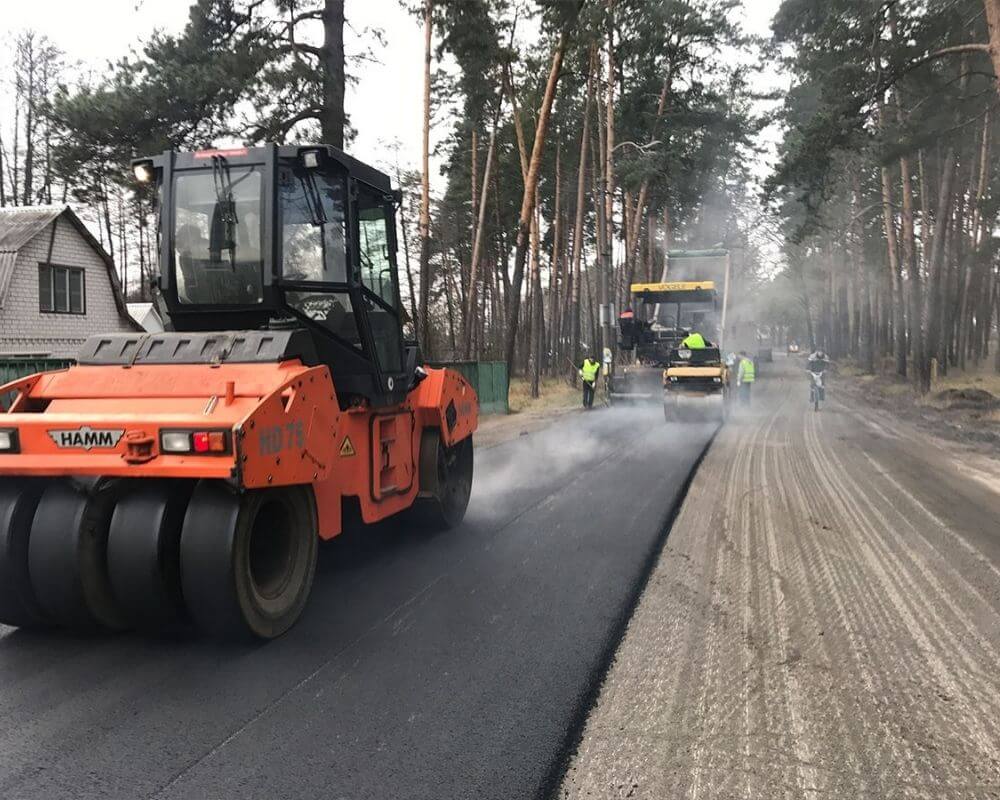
[561,365,1000,800]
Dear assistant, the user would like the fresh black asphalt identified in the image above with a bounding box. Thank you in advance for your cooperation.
[0,407,714,800]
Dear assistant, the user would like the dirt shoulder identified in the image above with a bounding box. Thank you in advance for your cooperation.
[561,362,1000,799]
[832,360,1000,456]
[475,405,581,449]
[474,375,585,449]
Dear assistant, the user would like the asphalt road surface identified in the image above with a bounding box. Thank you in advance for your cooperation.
[563,359,1000,799]
[0,405,714,800]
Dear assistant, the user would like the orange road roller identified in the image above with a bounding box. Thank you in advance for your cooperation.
[0,144,478,639]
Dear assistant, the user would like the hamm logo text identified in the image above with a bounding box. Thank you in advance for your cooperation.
[48,427,125,451]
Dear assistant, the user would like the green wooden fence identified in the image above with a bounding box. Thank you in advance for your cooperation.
[431,361,509,415]
[0,358,73,386]
[1,358,510,415]
[0,359,73,410]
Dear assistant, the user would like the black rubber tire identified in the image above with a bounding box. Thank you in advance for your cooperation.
[0,480,48,628]
[410,430,474,530]
[180,482,318,640]
[108,482,193,630]
[28,480,127,630]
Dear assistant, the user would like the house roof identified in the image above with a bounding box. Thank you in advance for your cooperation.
[127,302,154,317]
[0,206,138,329]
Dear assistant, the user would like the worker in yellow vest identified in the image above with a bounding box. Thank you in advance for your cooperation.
[579,357,601,409]
[681,331,707,349]
[737,351,756,407]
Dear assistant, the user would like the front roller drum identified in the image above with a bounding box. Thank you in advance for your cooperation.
[28,480,126,630]
[180,482,318,640]
[0,480,47,628]
[410,430,474,530]
[107,482,193,630]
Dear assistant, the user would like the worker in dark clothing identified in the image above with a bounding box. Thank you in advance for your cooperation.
[580,357,601,409]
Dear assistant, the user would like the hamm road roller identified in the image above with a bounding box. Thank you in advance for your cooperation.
[0,144,477,639]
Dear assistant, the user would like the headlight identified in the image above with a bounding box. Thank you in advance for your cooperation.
[713,377,722,383]
[678,349,692,360]
[301,149,324,169]
[132,160,155,184]
[0,428,19,453]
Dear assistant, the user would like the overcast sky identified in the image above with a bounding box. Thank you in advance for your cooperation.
[1,0,785,186]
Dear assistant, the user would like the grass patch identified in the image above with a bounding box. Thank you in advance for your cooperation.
[879,383,912,398]
[507,376,580,414]
[838,363,867,378]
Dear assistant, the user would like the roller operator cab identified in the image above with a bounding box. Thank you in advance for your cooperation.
[0,144,478,640]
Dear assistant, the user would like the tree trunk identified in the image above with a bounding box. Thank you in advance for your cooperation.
[899,147,922,379]
[463,109,499,359]
[502,26,574,376]
[852,172,874,372]
[0,131,6,206]
[22,37,36,207]
[321,0,346,148]
[982,0,1000,93]
[920,147,959,392]
[569,52,595,384]
[530,202,543,399]
[601,1,616,361]
[443,267,458,357]
[880,158,907,376]
[418,0,433,357]
[548,140,562,377]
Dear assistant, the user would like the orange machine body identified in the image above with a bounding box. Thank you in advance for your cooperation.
[0,362,478,540]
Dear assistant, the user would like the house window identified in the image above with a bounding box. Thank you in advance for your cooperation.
[39,264,85,314]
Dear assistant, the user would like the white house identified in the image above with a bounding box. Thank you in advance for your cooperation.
[0,206,139,358]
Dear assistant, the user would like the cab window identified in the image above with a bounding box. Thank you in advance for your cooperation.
[279,167,347,283]
[357,197,398,307]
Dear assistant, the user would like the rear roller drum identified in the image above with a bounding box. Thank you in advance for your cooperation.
[180,482,318,640]
[107,482,193,630]
[0,480,48,628]
[28,480,126,630]
[410,430,474,530]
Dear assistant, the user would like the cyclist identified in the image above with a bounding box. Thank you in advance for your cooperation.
[807,350,830,408]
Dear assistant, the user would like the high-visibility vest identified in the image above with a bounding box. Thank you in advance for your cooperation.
[740,358,756,383]
[682,332,706,349]
[581,360,600,383]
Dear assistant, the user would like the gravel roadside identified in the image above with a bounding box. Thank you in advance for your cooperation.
[560,362,1000,799]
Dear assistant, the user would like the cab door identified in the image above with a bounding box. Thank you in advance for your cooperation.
[352,184,408,405]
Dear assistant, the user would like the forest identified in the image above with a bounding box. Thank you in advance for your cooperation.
[1,0,999,395]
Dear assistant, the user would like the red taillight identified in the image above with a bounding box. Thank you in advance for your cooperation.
[160,429,229,455]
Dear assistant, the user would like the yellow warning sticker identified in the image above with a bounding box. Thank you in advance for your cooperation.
[339,436,356,457]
